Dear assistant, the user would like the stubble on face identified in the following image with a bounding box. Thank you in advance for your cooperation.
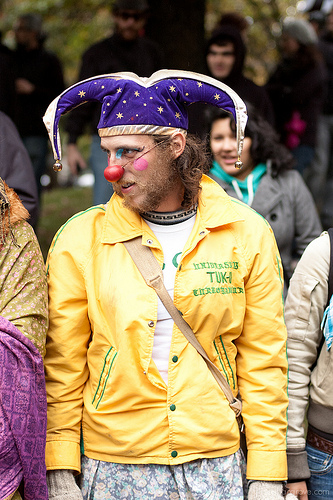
[113,146,182,214]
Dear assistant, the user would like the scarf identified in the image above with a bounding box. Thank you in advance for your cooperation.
[210,161,267,206]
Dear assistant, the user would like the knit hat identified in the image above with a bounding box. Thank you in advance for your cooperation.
[43,70,247,172]
[282,17,318,45]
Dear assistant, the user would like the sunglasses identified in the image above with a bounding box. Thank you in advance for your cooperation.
[117,11,146,21]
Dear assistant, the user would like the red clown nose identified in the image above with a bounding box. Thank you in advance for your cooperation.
[104,164,124,182]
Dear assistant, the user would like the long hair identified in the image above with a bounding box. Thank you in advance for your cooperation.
[208,103,295,177]
[154,134,210,209]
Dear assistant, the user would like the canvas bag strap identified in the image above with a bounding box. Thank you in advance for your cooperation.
[123,236,242,418]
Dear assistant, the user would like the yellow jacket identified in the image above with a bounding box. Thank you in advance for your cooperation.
[45,175,288,480]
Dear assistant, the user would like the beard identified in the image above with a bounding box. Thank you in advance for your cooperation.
[112,149,182,214]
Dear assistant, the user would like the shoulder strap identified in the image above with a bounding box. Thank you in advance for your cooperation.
[328,228,333,302]
[123,237,242,417]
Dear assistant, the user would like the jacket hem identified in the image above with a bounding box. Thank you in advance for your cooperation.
[82,444,240,466]
[287,448,310,481]
[308,400,333,435]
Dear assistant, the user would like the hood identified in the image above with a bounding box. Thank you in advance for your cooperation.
[205,26,246,83]
[0,180,29,245]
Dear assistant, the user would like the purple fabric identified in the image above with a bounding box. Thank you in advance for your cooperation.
[0,315,47,500]
[51,72,237,159]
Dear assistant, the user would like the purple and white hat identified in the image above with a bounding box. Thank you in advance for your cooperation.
[43,69,248,170]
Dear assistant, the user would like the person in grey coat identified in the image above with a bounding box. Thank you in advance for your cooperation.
[0,110,39,227]
[208,103,322,289]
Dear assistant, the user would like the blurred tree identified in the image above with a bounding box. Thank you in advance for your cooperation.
[146,0,206,72]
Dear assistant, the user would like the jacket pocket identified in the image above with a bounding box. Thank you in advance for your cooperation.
[213,336,236,390]
[92,346,118,409]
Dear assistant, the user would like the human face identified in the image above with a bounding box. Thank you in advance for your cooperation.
[280,33,300,57]
[14,20,38,49]
[101,134,184,213]
[210,118,253,180]
[206,42,236,80]
[113,10,146,41]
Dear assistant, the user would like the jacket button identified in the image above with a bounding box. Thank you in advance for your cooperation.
[147,239,153,244]
[171,451,178,458]
[148,321,154,327]
[172,355,178,363]
[170,404,176,411]
[270,213,277,221]
[199,231,205,236]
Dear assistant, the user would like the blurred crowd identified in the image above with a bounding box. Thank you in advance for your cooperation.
[0,0,331,249]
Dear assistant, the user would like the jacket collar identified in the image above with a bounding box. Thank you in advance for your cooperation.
[101,175,244,245]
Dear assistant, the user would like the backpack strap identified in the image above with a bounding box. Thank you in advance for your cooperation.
[327,228,333,303]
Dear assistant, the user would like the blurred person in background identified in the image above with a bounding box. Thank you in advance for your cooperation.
[65,0,164,205]
[188,25,274,138]
[0,110,39,228]
[266,17,327,176]
[12,13,64,199]
[304,4,333,229]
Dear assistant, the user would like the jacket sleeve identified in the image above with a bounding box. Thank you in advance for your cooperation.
[284,232,329,481]
[0,112,39,227]
[44,222,92,472]
[235,220,289,480]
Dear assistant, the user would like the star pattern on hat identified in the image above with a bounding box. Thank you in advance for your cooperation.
[45,70,247,170]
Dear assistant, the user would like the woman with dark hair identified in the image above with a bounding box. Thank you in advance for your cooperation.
[266,17,327,175]
[208,104,322,288]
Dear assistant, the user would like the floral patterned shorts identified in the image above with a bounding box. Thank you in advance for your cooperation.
[79,451,247,499]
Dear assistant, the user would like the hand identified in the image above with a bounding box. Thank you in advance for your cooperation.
[248,481,298,499]
[47,469,83,500]
[67,144,87,175]
[287,481,308,500]
[15,78,35,94]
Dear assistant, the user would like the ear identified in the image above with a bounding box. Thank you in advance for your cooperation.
[170,132,186,159]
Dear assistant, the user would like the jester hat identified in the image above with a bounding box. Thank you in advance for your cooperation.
[43,69,248,171]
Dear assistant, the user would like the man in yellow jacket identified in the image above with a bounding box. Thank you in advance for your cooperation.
[43,71,292,499]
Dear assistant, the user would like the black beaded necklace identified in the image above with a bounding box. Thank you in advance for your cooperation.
[141,206,197,225]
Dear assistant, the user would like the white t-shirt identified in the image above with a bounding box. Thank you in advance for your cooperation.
[146,216,196,383]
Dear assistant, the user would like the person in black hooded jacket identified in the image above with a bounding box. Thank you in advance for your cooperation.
[188,25,274,138]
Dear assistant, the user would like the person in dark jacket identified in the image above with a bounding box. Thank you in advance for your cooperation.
[188,25,274,138]
[12,13,64,198]
[266,17,327,176]
[65,0,164,205]
[305,6,333,229]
